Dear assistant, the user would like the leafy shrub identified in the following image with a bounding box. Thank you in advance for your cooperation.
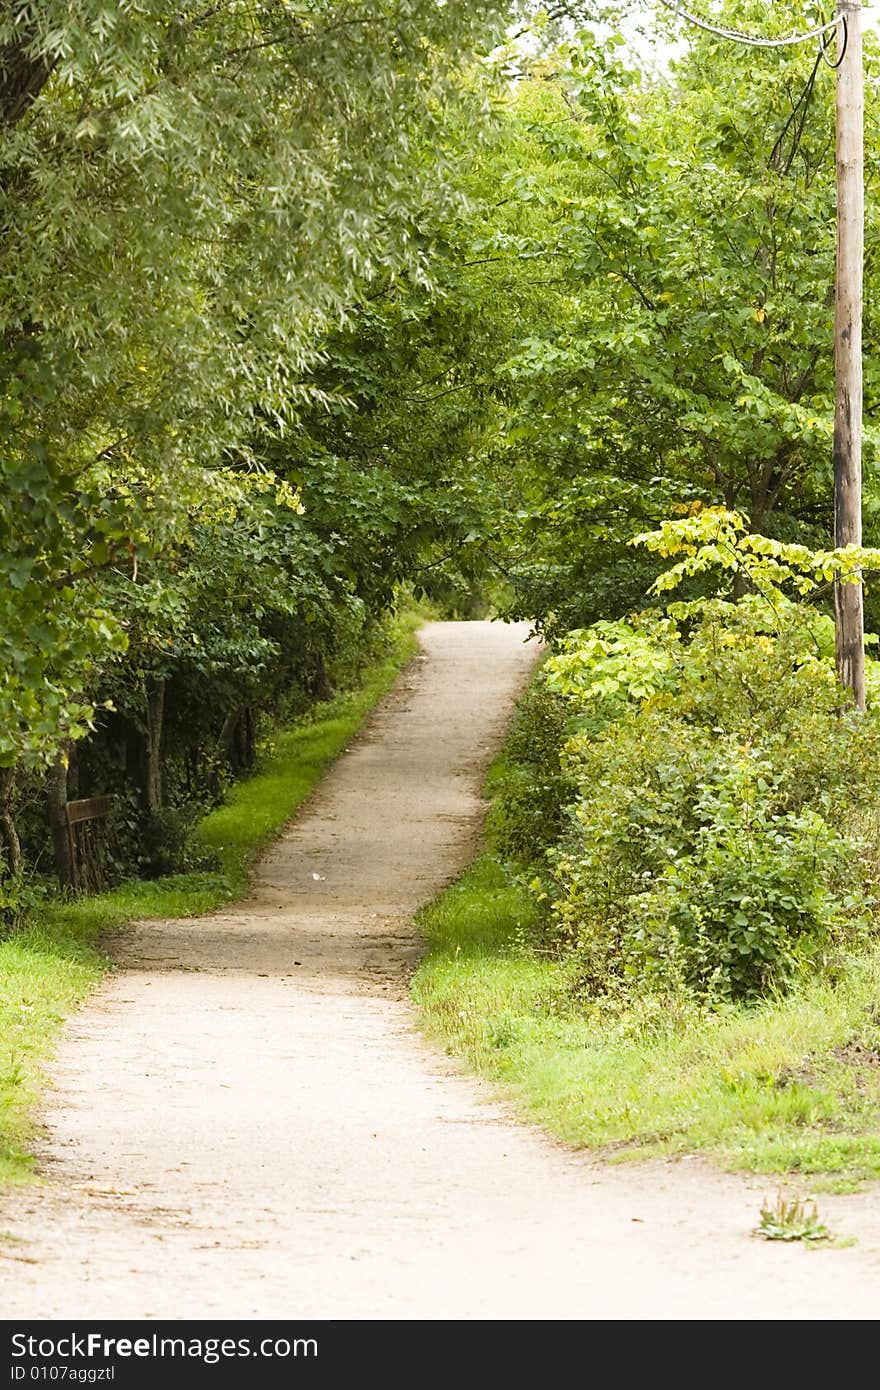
[486,676,576,868]
[0,873,44,936]
[533,599,880,1004]
[552,717,866,1002]
[137,806,217,879]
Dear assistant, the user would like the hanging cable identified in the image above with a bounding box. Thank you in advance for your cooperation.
[655,0,843,49]
[819,14,849,66]
[769,47,824,172]
[654,4,848,171]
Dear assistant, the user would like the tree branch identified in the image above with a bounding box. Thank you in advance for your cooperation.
[0,32,56,127]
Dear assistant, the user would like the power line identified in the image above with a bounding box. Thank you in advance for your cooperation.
[769,46,823,172]
[655,1,843,49]
[768,13,850,171]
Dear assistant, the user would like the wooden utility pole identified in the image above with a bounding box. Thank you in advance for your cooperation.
[834,0,866,709]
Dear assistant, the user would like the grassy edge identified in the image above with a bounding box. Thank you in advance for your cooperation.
[412,756,880,1192]
[0,607,424,1185]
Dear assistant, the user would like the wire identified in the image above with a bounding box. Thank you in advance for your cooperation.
[655,4,849,172]
[769,46,823,173]
[819,14,849,66]
[656,0,843,49]
[767,17,848,173]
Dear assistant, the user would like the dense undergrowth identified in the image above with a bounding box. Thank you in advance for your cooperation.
[0,607,423,1186]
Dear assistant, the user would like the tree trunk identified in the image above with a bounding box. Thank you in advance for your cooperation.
[305,647,334,703]
[0,27,56,128]
[733,496,764,600]
[213,704,257,781]
[216,708,239,760]
[232,704,257,773]
[144,679,165,813]
[0,766,22,880]
[47,750,77,891]
[67,740,80,800]
[123,715,143,791]
[732,569,752,600]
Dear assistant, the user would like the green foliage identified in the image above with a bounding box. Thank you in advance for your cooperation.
[0,1,529,895]
[506,592,880,1003]
[0,0,507,775]
[554,716,862,1001]
[413,725,880,1185]
[477,9,880,636]
[543,616,679,728]
[635,505,880,600]
[486,675,577,867]
[136,806,208,880]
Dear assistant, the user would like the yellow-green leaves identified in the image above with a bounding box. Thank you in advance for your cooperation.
[634,507,880,602]
[543,617,679,716]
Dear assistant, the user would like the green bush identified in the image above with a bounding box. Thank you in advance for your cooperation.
[531,600,880,1004]
[553,717,867,1002]
[486,676,576,868]
[137,805,218,879]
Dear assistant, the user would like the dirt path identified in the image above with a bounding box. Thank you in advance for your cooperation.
[2,620,880,1320]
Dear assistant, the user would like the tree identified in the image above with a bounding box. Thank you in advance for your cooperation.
[469,11,880,634]
[0,2,508,751]
[0,0,509,890]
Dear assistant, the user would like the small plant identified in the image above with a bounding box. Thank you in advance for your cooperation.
[486,1012,519,1050]
[756,1193,830,1244]
[1,1054,23,1089]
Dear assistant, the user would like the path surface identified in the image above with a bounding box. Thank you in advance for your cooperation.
[2,620,880,1320]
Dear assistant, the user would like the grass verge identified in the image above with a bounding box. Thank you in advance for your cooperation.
[0,608,424,1186]
[412,775,880,1191]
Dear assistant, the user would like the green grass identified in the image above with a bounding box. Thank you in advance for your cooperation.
[413,849,880,1188]
[0,608,424,1186]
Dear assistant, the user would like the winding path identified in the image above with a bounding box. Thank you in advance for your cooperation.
[1,621,879,1319]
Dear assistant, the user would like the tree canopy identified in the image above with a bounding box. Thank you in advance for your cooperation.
[3,0,880,920]
[0,0,507,769]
